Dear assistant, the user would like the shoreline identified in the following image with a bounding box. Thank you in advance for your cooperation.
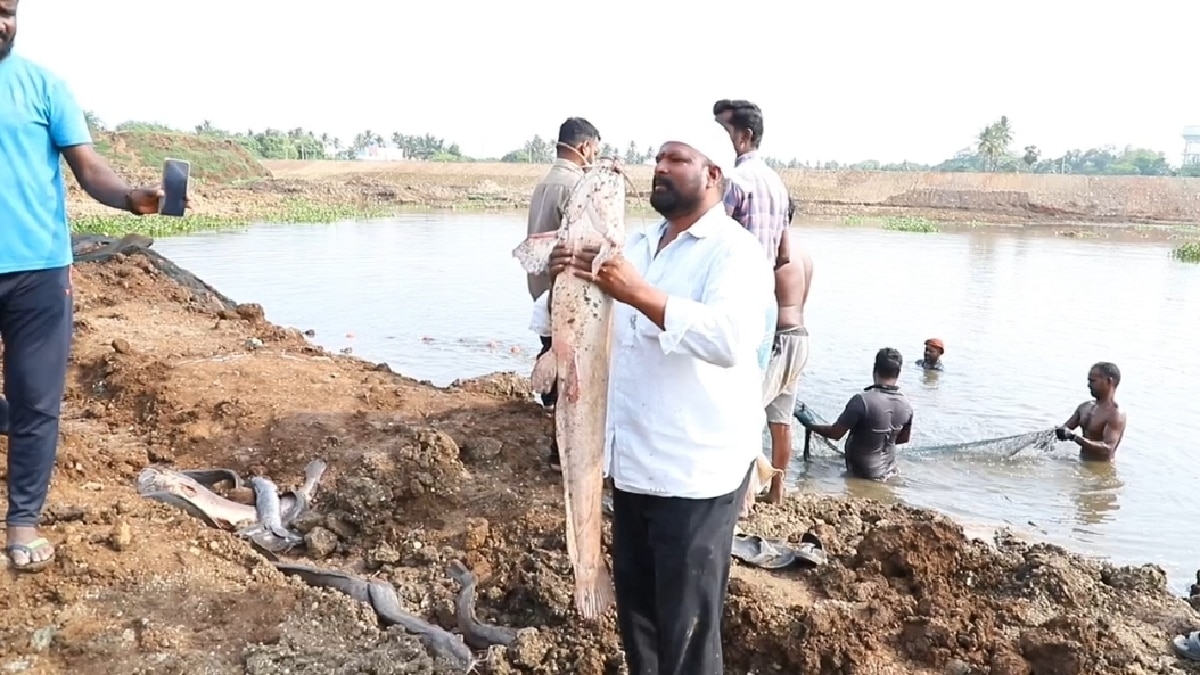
[66,187,1200,243]
[60,157,1200,244]
[1,241,1197,674]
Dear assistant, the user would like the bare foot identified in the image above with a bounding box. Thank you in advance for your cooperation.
[764,477,785,505]
[5,525,55,570]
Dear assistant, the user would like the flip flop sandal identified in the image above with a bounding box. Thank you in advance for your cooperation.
[5,537,55,573]
[794,531,828,568]
[1172,631,1200,662]
[731,534,798,569]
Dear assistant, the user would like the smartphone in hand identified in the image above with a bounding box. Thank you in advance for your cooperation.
[159,158,190,217]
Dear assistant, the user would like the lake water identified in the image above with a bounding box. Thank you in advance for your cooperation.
[155,213,1200,594]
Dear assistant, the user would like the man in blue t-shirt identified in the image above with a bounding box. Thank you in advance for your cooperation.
[1,0,171,572]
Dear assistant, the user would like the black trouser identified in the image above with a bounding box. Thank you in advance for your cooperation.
[612,465,752,675]
[0,266,73,527]
[536,336,558,408]
[537,336,559,459]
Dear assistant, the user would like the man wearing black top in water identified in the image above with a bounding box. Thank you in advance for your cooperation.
[796,348,913,480]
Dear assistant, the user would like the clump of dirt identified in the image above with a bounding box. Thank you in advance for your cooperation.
[727,499,1199,674]
[2,251,1199,674]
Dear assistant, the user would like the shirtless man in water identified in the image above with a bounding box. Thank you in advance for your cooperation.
[1056,362,1127,461]
[761,198,813,503]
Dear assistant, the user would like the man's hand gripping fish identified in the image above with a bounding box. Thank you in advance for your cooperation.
[511,158,626,620]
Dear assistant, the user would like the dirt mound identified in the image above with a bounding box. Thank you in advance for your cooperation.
[2,251,1199,674]
[88,131,270,184]
[64,131,282,221]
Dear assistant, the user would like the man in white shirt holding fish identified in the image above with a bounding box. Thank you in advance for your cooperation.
[549,122,774,675]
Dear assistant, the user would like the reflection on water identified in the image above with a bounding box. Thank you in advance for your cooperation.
[919,368,942,389]
[1072,461,1123,529]
[155,214,1200,593]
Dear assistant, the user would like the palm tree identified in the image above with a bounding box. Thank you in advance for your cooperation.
[977,116,1013,171]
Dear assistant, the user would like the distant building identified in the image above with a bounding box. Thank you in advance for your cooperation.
[1183,126,1200,166]
[354,145,407,161]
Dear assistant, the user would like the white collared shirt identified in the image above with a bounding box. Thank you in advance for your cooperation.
[605,204,775,499]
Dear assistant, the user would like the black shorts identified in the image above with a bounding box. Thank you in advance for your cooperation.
[537,336,558,408]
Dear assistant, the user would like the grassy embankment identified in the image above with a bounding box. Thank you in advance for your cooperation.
[70,202,387,237]
[69,131,389,237]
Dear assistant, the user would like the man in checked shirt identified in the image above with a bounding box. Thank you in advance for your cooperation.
[714,99,811,506]
[713,100,791,265]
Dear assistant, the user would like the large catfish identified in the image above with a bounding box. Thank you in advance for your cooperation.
[511,158,626,620]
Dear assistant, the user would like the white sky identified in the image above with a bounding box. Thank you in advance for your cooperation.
[15,0,1200,164]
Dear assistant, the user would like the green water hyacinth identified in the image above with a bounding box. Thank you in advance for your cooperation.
[1172,241,1200,263]
[843,215,940,233]
[70,200,391,237]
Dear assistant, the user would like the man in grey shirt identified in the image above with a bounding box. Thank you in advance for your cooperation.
[797,347,913,480]
[526,117,602,471]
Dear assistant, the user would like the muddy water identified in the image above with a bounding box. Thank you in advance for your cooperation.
[154,213,1200,592]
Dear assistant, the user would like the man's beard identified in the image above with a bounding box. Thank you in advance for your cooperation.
[0,36,12,61]
[649,175,703,219]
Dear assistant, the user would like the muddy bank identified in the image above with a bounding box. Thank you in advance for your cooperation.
[1,249,1199,674]
[65,159,1200,228]
[253,160,1200,226]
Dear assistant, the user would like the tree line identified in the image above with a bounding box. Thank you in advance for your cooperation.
[83,111,1200,177]
[84,112,663,165]
[813,116,1200,177]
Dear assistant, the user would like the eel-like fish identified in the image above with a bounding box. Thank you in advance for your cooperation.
[368,580,476,672]
[239,476,305,551]
[136,460,326,552]
[179,468,244,491]
[274,562,476,672]
[279,459,328,524]
[137,468,258,530]
[511,158,625,620]
[446,559,520,649]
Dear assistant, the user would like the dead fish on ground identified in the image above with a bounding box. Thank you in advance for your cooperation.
[237,475,304,551]
[512,157,626,620]
[179,468,244,491]
[274,561,477,672]
[136,459,327,552]
[741,455,783,519]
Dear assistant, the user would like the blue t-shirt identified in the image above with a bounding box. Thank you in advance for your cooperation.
[0,54,92,274]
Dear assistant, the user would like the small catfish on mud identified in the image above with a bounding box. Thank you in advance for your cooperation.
[512,158,626,620]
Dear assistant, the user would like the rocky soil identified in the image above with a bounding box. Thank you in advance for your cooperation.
[1,252,1199,674]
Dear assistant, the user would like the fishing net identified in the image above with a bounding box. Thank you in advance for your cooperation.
[795,400,1058,459]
